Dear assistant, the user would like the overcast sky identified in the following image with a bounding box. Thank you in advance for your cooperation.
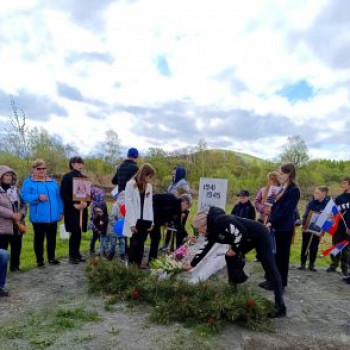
[0,0,349,160]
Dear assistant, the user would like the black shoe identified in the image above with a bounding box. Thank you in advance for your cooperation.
[308,265,317,272]
[37,262,45,268]
[69,258,79,264]
[342,277,350,284]
[0,289,9,297]
[78,256,86,262]
[341,269,349,277]
[297,265,306,271]
[10,267,20,272]
[258,281,274,291]
[274,303,287,318]
[326,267,336,273]
[49,259,60,265]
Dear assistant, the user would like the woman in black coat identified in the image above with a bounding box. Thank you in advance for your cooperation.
[263,163,300,289]
[60,157,89,264]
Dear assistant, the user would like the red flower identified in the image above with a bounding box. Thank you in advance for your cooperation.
[247,299,255,307]
[208,317,216,325]
[132,290,140,300]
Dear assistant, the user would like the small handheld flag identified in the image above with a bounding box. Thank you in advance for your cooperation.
[315,199,341,235]
[322,240,349,257]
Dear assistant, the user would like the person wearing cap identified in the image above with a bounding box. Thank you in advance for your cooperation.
[231,190,256,220]
[112,148,139,193]
[21,159,63,268]
[191,206,286,318]
[60,156,89,264]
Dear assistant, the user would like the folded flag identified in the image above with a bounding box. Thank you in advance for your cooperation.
[322,240,349,257]
[315,199,341,235]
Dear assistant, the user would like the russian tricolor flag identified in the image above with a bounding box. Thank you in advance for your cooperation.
[315,199,341,235]
[323,240,349,257]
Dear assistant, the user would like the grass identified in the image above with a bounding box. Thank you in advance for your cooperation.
[0,305,100,349]
[15,199,333,271]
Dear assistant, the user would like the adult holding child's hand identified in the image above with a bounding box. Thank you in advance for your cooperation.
[21,159,63,268]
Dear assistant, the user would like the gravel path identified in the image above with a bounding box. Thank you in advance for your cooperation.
[0,259,349,349]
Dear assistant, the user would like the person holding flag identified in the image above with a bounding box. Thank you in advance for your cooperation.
[326,177,350,278]
[298,186,330,272]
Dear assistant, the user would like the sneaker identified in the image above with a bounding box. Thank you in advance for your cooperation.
[0,288,9,297]
[10,267,21,272]
[326,267,336,273]
[37,262,45,268]
[49,259,60,265]
[160,245,169,251]
[308,265,317,272]
[78,256,86,263]
[297,265,306,271]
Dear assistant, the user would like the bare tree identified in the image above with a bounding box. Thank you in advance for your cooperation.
[104,129,121,164]
[4,97,29,158]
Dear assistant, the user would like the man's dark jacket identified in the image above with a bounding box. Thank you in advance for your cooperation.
[111,159,138,192]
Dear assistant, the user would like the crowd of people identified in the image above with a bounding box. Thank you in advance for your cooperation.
[0,150,349,320]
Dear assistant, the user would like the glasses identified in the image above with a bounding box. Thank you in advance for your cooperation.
[36,167,47,170]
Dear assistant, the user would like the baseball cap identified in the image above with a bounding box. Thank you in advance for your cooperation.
[237,190,250,197]
[127,148,139,159]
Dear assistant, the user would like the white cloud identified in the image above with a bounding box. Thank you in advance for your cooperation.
[0,0,349,160]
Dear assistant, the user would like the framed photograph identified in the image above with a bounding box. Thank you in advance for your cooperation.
[73,178,92,201]
[303,210,322,236]
[265,185,281,206]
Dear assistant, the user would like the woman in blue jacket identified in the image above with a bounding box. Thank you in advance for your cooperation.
[21,159,63,268]
[262,163,300,290]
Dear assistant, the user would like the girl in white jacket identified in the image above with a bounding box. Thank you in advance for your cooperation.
[124,163,155,266]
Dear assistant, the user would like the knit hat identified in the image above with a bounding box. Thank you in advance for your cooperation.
[192,210,208,229]
[127,148,139,159]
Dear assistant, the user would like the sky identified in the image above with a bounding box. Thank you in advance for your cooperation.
[0,0,350,160]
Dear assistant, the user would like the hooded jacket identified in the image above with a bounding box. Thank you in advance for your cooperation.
[0,165,27,235]
[20,175,63,223]
[191,206,270,267]
[168,167,190,196]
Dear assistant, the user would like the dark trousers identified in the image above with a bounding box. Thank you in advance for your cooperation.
[33,223,58,264]
[300,231,320,266]
[69,229,82,260]
[0,233,22,270]
[90,231,100,252]
[275,230,294,287]
[129,230,148,266]
[330,231,350,271]
[149,225,161,262]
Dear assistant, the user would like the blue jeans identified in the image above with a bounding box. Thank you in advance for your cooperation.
[0,249,9,289]
[100,235,117,257]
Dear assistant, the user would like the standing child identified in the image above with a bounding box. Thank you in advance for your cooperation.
[231,190,256,220]
[106,191,126,261]
[298,186,330,272]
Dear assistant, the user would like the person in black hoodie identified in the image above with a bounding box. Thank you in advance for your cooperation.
[60,157,89,264]
[148,193,192,262]
[263,163,300,290]
[192,206,286,317]
[298,186,330,272]
[328,177,350,278]
[111,148,139,193]
[231,190,256,220]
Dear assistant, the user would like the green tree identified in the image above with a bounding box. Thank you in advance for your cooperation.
[280,135,309,168]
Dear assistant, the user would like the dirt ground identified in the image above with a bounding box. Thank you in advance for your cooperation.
[0,258,349,350]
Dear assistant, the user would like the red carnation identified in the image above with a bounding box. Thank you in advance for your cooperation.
[208,317,216,325]
[132,290,140,300]
[247,298,255,307]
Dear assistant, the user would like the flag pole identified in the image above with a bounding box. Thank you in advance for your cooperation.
[305,234,314,259]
